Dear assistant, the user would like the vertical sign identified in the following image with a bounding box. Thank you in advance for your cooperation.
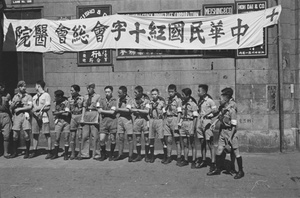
[77,5,112,66]
[202,4,235,58]
[236,1,268,57]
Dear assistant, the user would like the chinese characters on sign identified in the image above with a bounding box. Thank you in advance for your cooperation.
[117,10,203,59]
[236,1,268,57]
[202,4,235,58]
[77,5,112,66]
[2,6,282,53]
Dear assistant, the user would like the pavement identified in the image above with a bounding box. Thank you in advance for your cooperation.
[0,150,300,198]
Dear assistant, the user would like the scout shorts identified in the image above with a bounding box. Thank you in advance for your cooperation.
[117,116,133,135]
[219,128,239,149]
[164,116,180,137]
[100,117,117,134]
[133,118,149,135]
[149,119,164,139]
[179,120,194,137]
[12,113,31,131]
[197,118,213,140]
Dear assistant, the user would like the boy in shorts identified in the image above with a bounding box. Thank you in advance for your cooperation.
[97,86,117,161]
[163,84,182,165]
[131,86,151,162]
[10,81,33,158]
[30,80,52,159]
[149,88,166,163]
[52,90,71,160]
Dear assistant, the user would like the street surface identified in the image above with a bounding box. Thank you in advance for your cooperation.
[0,150,299,198]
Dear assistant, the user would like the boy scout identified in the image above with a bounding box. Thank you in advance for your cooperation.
[163,84,182,165]
[0,82,12,159]
[207,88,244,179]
[114,86,134,162]
[68,85,84,160]
[131,86,151,162]
[52,90,71,160]
[30,80,52,159]
[80,83,101,159]
[149,88,166,163]
[97,86,117,161]
[10,81,33,159]
[196,84,217,170]
[179,88,198,167]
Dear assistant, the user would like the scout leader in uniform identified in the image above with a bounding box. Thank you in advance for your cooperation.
[114,86,134,162]
[148,88,166,163]
[68,85,84,160]
[207,88,244,179]
[52,90,71,160]
[30,80,52,159]
[163,84,182,165]
[179,88,198,168]
[131,85,151,162]
[97,86,118,161]
[196,84,218,170]
[0,82,12,159]
[80,83,101,159]
[10,81,33,159]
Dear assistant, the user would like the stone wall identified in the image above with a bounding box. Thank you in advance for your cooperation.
[4,0,300,152]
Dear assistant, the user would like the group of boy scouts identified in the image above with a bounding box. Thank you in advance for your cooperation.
[0,80,244,179]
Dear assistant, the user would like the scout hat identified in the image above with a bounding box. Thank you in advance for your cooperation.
[17,80,26,87]
[221,87,233,97]
[87,83,95,89]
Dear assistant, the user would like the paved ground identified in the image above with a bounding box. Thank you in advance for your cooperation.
[0,150,299,198]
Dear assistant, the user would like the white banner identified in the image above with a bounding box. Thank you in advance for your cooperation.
[2,5,281,53]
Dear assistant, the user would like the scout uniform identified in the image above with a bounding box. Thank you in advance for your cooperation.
[117,95,133,135]
[10,90,33,158]
[98,96,117,160]
[149,96,165,140]
[52,96,71,160]
[164,94,182,137]
[131,94,151,162]
[31,91,51,135]
[81,92,101,159]
[197,95,217,140]
[68,94,84,160]
[218,101,238,150]
[0,93,12,158]
[180,98,198,137]
[115,95,133,161]
[149,96,165,163]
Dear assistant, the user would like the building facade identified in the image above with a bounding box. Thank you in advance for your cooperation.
[0,0,299,152]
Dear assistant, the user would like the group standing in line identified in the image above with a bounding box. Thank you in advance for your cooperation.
[0,80,244,179]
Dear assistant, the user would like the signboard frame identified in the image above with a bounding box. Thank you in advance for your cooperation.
[235,0,268,58]
[11,0,33,5]
[116,9,204,59]
[76,5,113,67]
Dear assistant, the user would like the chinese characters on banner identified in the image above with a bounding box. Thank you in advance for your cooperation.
[77,5,112,66]
[2,5,281,54]
[117,10,203,59]
[236,0,268,57]
[202,4,235,58]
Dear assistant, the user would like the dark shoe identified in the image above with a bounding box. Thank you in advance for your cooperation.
[209,163,216,172]
[114,155,123,161]
[191,161,196,169]
[109,153,115,161]
[64,153,69,160]
[99,154,107,161]
[132,155,142,162]
[207,168,221,176]
[9,153,18,159]
[128,156,133,162]
[161,156,167,164]
[234,170,245,179]
[51,154,59,160]
[149,156,155,163]
[195,161,207,168]
[23,152,29,159]
[179,160,189,167]
[29,151,38,159]
[4,155,10,159]
[163,157,172,165]
[70,154,75,160]
[45,153,52,159]
[76,155,82,160]
[144,155,150,163]
[176,158,182,166]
